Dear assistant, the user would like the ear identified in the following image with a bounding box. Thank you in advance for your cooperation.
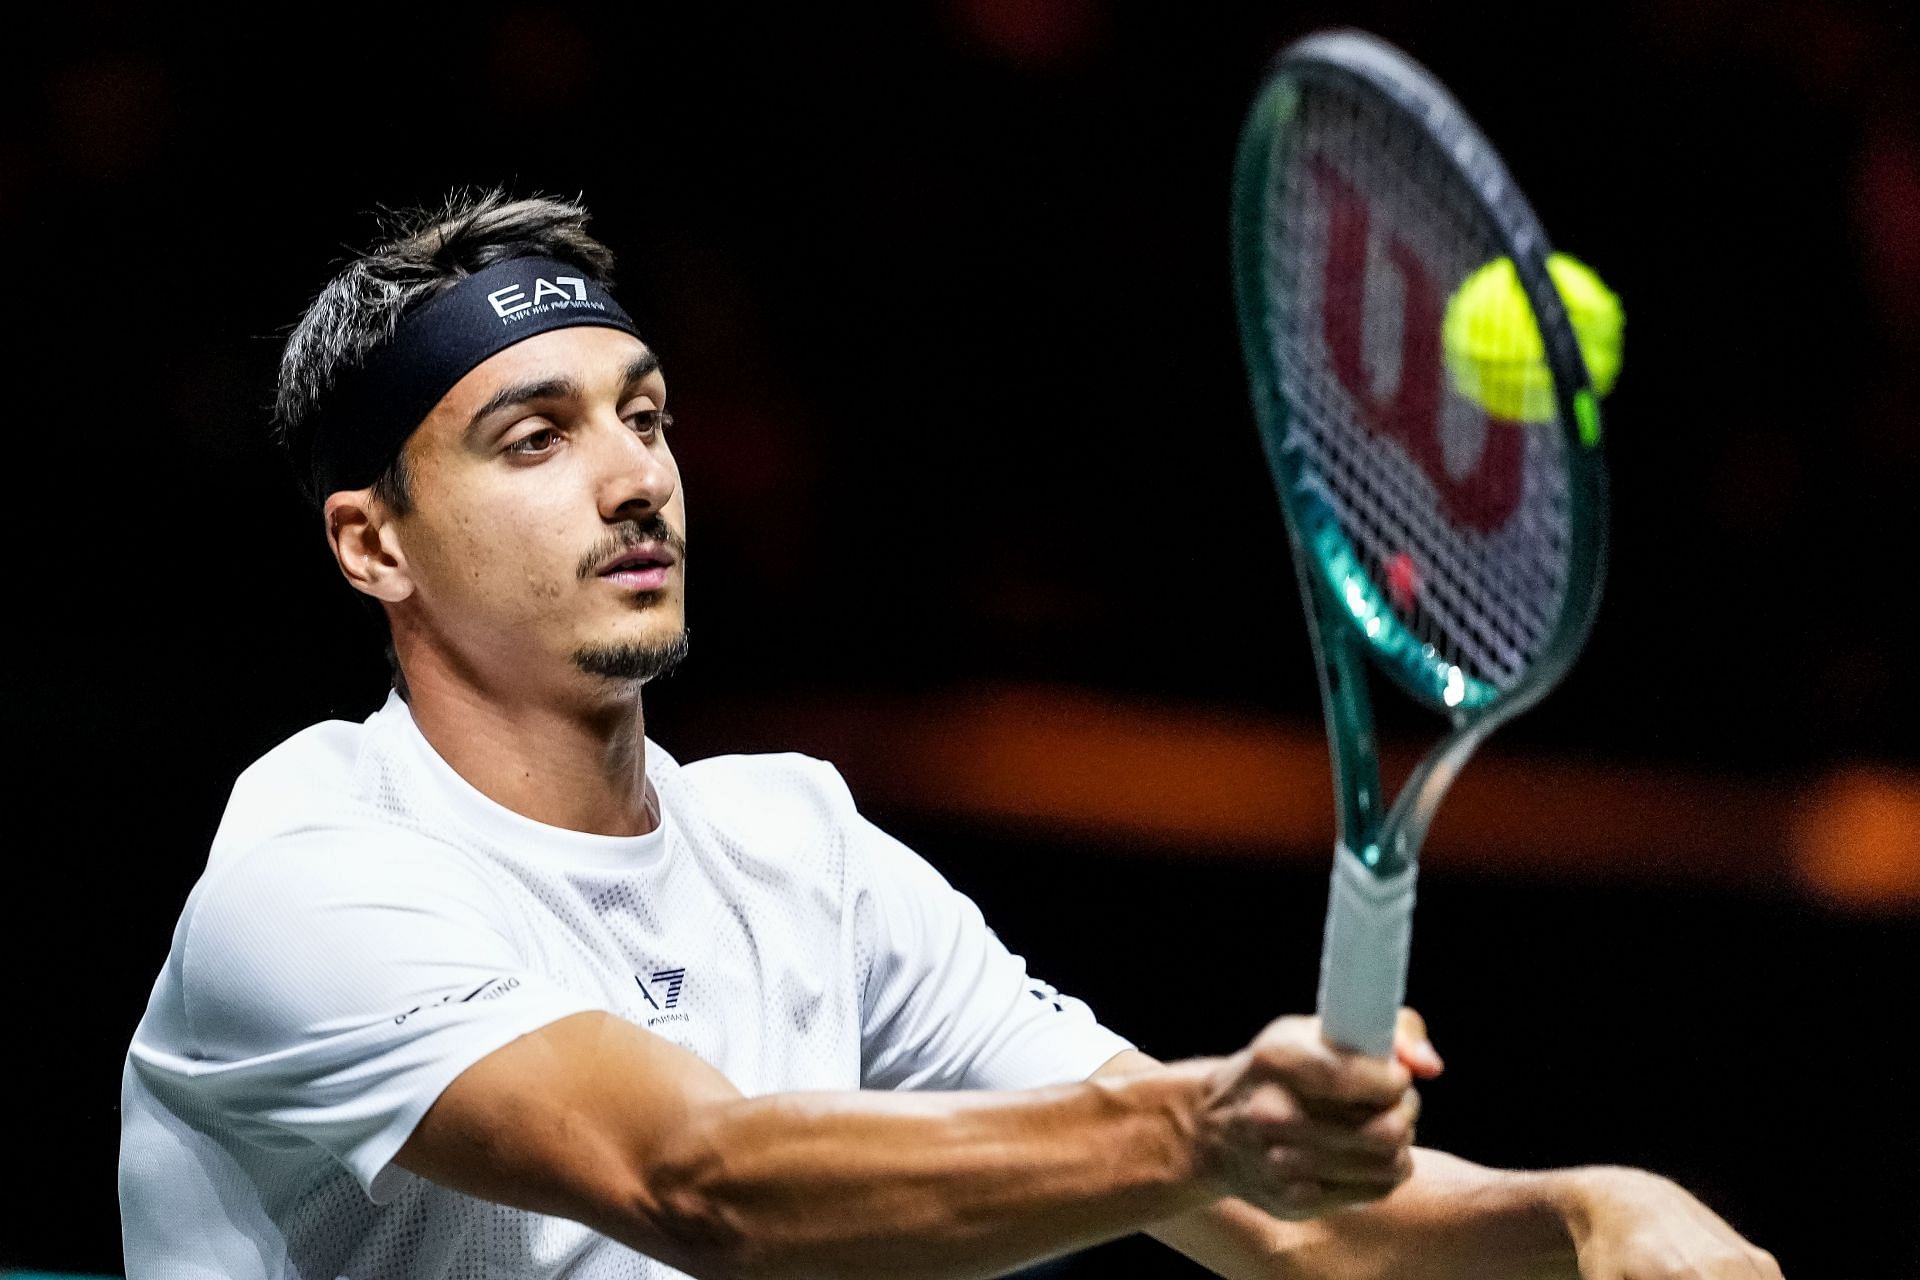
[325,489,416,604]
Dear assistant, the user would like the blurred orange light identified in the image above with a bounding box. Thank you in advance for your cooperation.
[714,682,1919,912]
[1792,768,1920,910]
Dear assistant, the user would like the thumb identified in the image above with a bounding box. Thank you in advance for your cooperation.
[1394,1007,1444,1078]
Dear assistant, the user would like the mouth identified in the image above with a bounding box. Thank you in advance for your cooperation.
[596,542,677,592]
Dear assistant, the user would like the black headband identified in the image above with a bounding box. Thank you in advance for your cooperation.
[305,256,642,501]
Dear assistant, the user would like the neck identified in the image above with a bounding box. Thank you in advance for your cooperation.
[399,659,657,838]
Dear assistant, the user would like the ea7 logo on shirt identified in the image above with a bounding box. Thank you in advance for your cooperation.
[486,275,609,324]
[635,967,689,1026]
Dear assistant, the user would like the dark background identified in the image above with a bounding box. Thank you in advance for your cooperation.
[7,2,1917,1276]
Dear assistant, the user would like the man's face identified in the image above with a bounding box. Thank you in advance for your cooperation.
[380,325,688,694]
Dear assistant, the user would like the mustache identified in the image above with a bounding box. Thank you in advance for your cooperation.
[577,515,687,581]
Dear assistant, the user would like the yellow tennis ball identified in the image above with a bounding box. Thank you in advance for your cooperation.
[1442,253,1623,424]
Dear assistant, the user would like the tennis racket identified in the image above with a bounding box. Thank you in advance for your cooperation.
[1230,31,1611,1057]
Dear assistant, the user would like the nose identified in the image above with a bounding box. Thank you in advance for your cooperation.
[592,411,677,523]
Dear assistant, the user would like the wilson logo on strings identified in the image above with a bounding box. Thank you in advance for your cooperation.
[1313,160,1523,534]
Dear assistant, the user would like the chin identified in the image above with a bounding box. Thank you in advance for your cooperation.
[571,623,691,684]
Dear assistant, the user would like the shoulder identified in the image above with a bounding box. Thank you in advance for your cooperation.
[672,749,858,836]
[186,710,520,1014]
[669,750,954,908]
[663,750,875,904]
[176,822,520,1059]
[209,714,372,858]
[668,749,944,884]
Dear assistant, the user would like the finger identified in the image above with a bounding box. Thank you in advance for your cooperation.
[1296,1082,1418,1127]
[1394,1007,1444,1078]
[1251,1027,1412,1109]
[1244,1086,1420,1152]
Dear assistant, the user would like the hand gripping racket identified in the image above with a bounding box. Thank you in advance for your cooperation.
[1230,31,1611,1057]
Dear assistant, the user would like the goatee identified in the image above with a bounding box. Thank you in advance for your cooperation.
[572,627,691,684]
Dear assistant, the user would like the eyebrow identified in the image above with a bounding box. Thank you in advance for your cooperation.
[464,348,663,440]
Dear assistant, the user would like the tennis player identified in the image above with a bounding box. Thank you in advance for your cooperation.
[118,192,1780,1280]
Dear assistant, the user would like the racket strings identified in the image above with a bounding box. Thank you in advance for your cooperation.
[1261,80,1574,694]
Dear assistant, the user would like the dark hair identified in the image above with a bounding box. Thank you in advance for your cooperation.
[272,188,620,514]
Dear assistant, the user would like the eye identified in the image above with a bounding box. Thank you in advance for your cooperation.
[506,426,563,456]
[629,408,674,439]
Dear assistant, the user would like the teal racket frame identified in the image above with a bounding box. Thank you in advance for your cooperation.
[1230,31,1610,1056]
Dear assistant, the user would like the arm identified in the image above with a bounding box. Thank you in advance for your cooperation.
[1097,1047,1782,1280]
[398,1009,1213,1279]
[395,1010,1418,1280]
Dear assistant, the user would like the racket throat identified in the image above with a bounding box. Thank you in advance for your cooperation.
[1314,610,1389,856]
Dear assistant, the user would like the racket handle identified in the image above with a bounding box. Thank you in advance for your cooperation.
[1316,843,1418,1058]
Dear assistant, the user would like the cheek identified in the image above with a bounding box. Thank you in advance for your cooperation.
[406,456,598,615]
[523,551,570,602]
[494,517,576,607]
[417,506,570,610]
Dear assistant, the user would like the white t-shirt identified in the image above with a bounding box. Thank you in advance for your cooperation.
[120,692,1132,1280]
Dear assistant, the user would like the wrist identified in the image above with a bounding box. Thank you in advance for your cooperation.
[1535,1164,1667,1250]
[1089,1056,1228,1207]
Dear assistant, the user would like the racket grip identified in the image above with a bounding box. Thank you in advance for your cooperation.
[1316,843,1418,1058]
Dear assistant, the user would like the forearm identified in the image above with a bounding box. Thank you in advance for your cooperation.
[637,1066,1222,1280]
[1145,1148,1586,1280]
[1250,1148,1582,1280]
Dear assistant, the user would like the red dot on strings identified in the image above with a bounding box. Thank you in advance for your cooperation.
[1386,551,1420,613]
